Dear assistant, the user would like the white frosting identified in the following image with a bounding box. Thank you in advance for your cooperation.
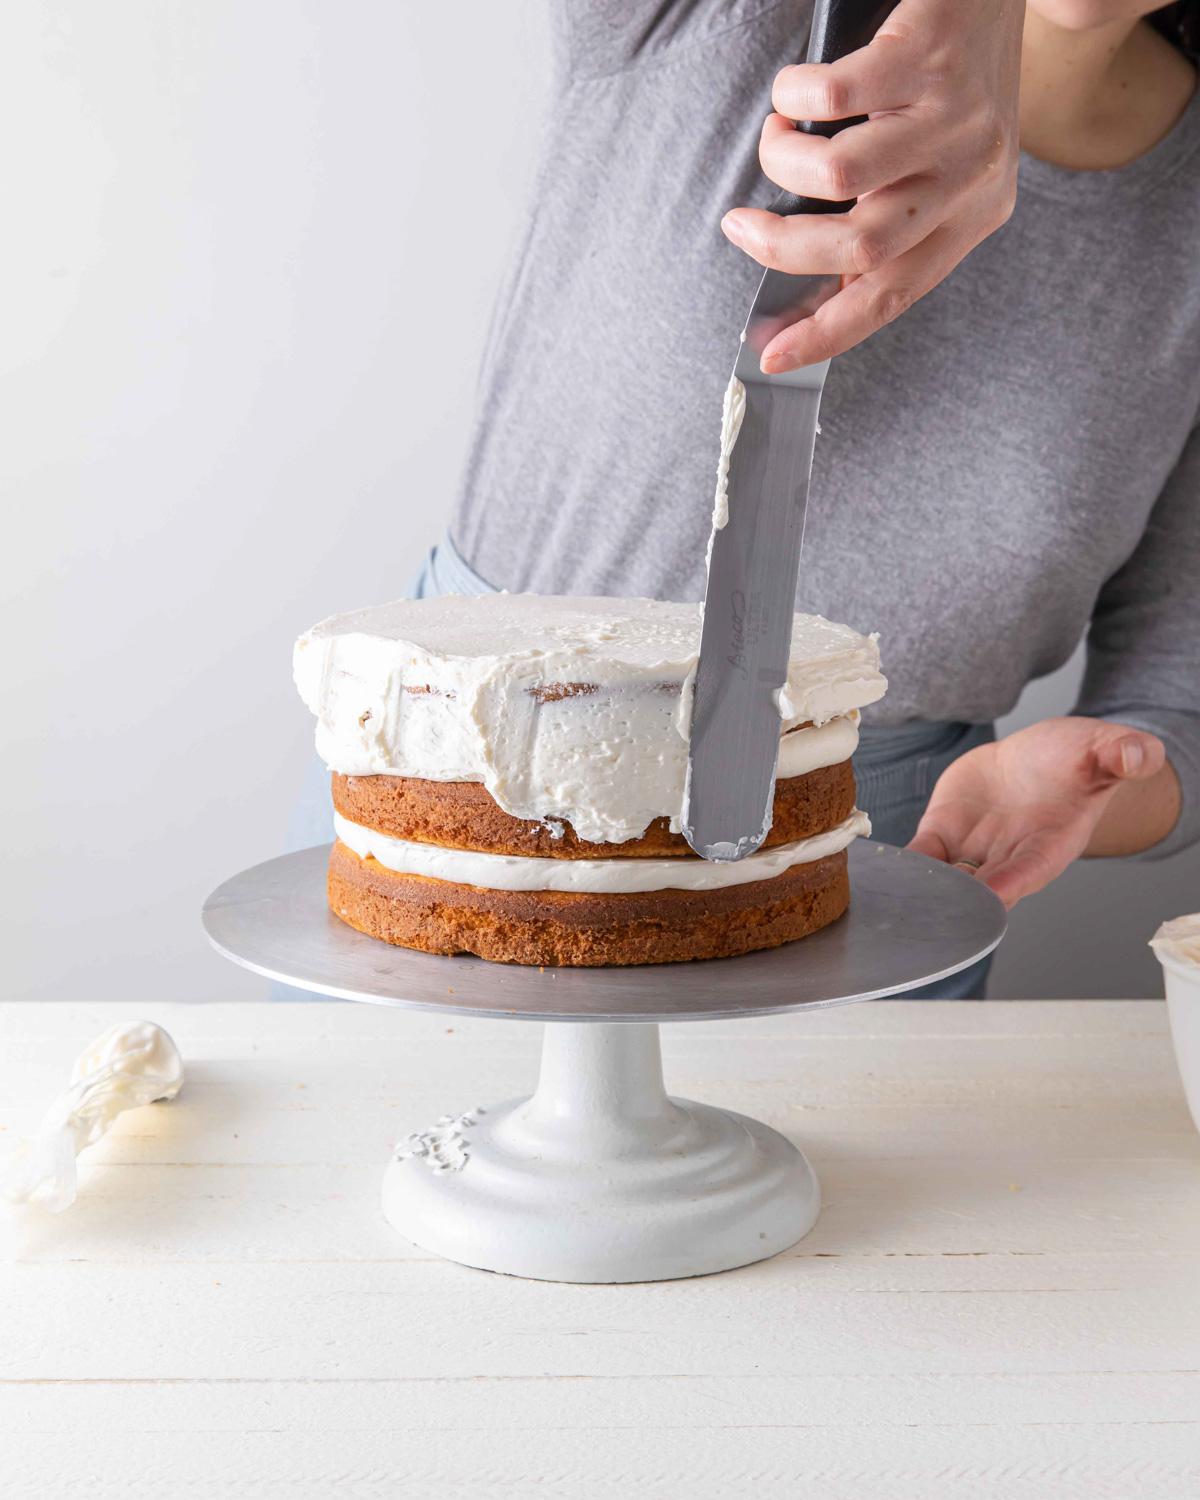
[334,808,870,894]
[295,593,885,845]
[711,375,746,534]
[1,1022,183,1213]
[777,711,859,779]
[1151,913,1200,969]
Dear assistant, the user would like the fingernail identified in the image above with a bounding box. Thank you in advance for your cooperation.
[762,351,800,373]
[721,212,746,247]
[1120,738,1144,776]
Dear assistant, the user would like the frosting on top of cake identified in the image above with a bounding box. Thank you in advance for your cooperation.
[294,593,886,844]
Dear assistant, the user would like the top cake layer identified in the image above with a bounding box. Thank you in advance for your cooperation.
[294,593,886,844]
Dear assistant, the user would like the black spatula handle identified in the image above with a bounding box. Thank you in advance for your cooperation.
[771,0,899,217]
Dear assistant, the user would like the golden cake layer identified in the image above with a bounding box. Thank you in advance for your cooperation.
[328,840,850,967]
[332,760,856,859]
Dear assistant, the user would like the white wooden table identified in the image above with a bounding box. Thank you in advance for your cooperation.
[2,999,1198,1499]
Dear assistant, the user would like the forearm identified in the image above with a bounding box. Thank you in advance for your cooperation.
[1076,419,1200,862]
[1084,756,1181,858]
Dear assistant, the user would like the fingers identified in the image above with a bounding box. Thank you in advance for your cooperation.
[911,800,1090,911]
[897,718,1168,910]
[972,846,1061,910]
[771,0,1025,128]
[759,112,956,205]
[1093,727,1165,783]
[910,811,992,879]
[719,0,1022,364]
[907,827,950,862]
[723,180,944,278]
[771,42,910,122]
[756,222,967,371]
[919,831,1064,910]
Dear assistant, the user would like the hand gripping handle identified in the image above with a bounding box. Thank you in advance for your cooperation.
[771,0,899,217]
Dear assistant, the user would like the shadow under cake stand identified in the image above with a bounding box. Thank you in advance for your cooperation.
[203,841,1005,1284]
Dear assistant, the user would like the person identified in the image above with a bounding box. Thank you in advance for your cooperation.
[290,0,1200,998]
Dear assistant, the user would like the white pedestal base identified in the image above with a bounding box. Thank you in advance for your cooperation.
[381,1022,818,1283]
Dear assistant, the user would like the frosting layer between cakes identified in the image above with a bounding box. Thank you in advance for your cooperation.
[333,808,870,893]
[295,594,885,844]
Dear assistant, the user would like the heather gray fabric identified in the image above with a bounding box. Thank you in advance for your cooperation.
[450,0,1200,857]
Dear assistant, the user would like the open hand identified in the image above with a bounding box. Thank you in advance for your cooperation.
[723,0,1024,372]
[908,718,1179,909]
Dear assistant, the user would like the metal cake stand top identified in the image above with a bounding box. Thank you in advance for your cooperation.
[201,841,1006,1023]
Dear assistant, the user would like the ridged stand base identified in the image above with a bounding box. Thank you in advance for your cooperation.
[381,1022,819,1283]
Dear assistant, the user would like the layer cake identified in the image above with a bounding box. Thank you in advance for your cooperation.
[294,594,886,965]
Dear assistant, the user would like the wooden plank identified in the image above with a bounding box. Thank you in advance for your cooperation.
[5,1091,1195,1171]
[3,1152,1198,1264]
[2,1046,1186,1125]
[3,1070,1195,1169]
[2,1015,1190,1155]
[3,1259,1199,1379]
[6,1370,1200,1430]
[2,1422,1199,1500]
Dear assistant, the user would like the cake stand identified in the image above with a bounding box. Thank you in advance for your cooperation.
[203,841,1005,1283]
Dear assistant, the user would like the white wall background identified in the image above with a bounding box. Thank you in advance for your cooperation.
[2,1,551,1004]
[3,0,1195,1004]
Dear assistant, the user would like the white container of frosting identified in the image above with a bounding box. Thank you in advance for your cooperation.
[1150,914,1200,1135]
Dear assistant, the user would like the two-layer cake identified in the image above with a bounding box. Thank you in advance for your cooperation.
[294,593,886,965]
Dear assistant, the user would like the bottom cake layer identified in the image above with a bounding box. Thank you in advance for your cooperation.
[328,840,850,966]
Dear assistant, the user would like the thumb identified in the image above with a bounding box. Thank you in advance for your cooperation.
[1094,726,1165,784]
[907,826,950,861]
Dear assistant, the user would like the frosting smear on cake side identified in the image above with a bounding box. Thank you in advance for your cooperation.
[294,593,886,845]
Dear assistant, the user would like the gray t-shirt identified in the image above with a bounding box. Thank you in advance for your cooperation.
[450,0,1200,854]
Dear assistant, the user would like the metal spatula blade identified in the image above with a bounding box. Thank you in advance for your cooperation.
[682,277,834,862]
[681,0,897,863]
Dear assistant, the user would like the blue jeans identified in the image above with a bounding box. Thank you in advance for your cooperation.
[281,535,996,998]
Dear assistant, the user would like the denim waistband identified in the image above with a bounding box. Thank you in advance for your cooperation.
[854,720,995,835]
[855,719,987,765]
[407,530,497,599]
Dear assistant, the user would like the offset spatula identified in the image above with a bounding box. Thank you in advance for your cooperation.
[682,0,898,863]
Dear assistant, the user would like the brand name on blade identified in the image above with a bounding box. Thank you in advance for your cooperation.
[726,591,748,677]
[725,590,768,678]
